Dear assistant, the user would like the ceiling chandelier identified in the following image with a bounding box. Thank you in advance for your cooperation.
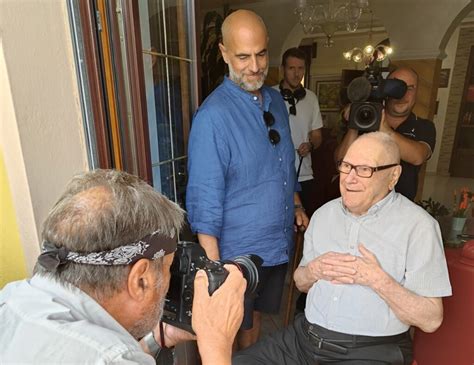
[342,11,393,65]
[294,0,370,47]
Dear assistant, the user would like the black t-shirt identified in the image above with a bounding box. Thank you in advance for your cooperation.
[394,113,436,201]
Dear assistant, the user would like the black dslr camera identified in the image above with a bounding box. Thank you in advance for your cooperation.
[347,64,407,132]
[163,241,262,333]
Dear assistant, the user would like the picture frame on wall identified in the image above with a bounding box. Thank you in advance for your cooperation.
[315,80,341,111]
[439,68,450,88]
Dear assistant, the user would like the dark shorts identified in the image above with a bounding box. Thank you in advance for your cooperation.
[241,263,288,330]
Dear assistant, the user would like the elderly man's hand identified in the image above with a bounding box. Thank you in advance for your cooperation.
[330,244,386,287]
[306,252,357,283]
[191,264,246,362]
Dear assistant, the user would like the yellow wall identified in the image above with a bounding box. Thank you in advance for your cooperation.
[0,150,27,288]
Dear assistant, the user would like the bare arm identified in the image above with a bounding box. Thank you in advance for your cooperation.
[380,117,431,165]
[294,192,309,230]
[198,233,220,261]
[309,129,322,150]
[334,128,358,163]
[372,269,443,333]
[333,244,443,333]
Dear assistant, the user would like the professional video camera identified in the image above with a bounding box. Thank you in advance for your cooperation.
[347,63,407,132]
[162,241,262,333]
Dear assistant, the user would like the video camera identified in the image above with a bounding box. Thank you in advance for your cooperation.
[162,241,262,333]
[347,64,407,132]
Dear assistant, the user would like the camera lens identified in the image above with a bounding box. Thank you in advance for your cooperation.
[230,254,263,294]
[355,104,376,127]
[354,103,379,130]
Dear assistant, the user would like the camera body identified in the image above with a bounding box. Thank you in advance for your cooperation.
[163,241,262,333]
[347,64,407,132]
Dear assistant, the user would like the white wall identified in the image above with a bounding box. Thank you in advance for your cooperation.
[428,28,461,173]
[0,0,89,273]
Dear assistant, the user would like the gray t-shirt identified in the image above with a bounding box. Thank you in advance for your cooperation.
[300,190,452,336]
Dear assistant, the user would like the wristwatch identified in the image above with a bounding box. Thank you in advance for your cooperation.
[143,331,161,359]
[294,204,305,211]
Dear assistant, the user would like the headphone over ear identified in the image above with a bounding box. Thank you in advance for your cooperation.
[279,81,306,102]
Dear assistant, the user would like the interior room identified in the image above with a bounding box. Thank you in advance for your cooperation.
[1,0,473,364]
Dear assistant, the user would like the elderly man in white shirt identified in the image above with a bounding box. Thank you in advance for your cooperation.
[233,131,451,365]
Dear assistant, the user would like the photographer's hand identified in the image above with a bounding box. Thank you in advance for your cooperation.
[151,321,195,349]
[192,265,246,365]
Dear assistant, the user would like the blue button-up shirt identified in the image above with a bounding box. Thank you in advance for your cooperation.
[186,77,296,266]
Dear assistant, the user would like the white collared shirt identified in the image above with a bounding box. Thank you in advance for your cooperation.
[300,191,452,336]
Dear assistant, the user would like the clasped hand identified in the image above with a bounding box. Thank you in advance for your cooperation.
[308,244,384,287]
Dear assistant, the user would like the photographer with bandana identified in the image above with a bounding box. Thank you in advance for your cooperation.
[0,169,245,364]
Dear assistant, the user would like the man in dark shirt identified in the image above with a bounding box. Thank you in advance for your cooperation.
[336,67,435,200]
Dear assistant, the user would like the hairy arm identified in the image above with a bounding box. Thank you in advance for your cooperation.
[198,233,220,261]
[379,113,432,165]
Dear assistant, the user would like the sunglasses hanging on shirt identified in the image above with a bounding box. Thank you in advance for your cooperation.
[263,111,281,145]
[279,81,306,116]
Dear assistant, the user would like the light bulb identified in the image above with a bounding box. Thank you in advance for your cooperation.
[351,48,363,63]
[363,45,374,55]
[343,51,353,60]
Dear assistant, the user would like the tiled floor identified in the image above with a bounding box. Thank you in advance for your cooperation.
[260,269,301,337]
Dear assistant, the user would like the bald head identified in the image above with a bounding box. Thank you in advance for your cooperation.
[221,10,267,48]
[219,9,269,92]
[388,67,418,87]
[352,131,401,165]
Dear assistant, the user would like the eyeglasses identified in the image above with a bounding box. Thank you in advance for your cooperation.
[337,160,399,178]
[263,111,281,145]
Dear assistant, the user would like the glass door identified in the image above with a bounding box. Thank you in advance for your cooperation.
[136,0,197,205]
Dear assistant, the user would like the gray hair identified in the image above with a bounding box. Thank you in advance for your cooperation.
[356,131,401,164]
[34,169,184,299]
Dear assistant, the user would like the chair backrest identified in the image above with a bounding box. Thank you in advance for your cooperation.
[413,240,474,364]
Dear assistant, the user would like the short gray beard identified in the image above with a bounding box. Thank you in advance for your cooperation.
[129,279,165,340]
[228,63,268,92]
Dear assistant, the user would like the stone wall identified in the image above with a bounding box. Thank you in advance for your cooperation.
[438,27,474,175]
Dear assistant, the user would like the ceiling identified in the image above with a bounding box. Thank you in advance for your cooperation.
[197,0,473,64]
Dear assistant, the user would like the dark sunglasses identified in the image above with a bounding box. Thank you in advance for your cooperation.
[263,111,281,145]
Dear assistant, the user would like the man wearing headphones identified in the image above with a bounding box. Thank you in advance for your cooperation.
[274,47,323,217]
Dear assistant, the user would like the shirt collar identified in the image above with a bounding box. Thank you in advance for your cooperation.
[222,76,273,111]
[341,189,397,218]
[30,275,138,344]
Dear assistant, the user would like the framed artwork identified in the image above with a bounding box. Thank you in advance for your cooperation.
[316,80,341,111]
[439,68,450,88]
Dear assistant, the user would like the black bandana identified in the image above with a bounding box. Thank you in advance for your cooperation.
[37,230,177,272]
